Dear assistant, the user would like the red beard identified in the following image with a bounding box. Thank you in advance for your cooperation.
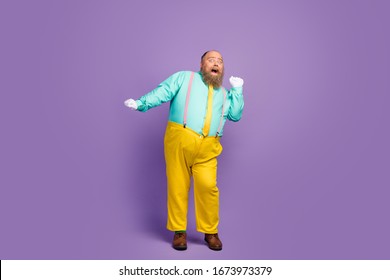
[200,67,224,88]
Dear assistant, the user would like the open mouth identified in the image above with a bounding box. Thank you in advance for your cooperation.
[211,68,219,74]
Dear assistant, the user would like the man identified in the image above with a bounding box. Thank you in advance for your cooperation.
[124,50,244,251]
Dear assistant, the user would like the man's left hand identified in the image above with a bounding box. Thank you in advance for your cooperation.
[229,76,244,88]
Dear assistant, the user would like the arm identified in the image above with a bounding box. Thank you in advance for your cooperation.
[227,76,244,122]
[124,71,186,112]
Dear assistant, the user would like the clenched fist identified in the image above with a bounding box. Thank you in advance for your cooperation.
[229,76,244,88]
[124,98,138,110]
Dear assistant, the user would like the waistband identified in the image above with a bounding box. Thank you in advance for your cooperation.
[166,121,221,140]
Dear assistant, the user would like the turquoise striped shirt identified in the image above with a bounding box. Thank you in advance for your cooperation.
[136,71,244,137]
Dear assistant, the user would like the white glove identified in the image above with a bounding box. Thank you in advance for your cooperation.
[229,76,244,88]
[124,98,138,110]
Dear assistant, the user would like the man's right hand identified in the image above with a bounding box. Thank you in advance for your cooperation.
[124,98,138,110]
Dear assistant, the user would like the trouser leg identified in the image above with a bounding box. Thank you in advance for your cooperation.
[192,139,223,233]
[165,160,191,231]
[164,124,193,231]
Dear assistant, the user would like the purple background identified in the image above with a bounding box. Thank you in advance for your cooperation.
[1,0,389,260]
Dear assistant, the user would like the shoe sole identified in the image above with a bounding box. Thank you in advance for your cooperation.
[173,245,187,251]
[207,246,222,251]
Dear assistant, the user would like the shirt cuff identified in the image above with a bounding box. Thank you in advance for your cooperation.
[136,100,144,111]
[230,86,243,95]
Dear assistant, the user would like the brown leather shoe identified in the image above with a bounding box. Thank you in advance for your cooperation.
[204,233,223,251]
[172,232,187,250]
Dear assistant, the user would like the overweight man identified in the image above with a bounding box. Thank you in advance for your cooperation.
[124,50,244,251]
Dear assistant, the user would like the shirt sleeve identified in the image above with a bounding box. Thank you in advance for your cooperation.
[227,86,244,122]
[136,71,186,112]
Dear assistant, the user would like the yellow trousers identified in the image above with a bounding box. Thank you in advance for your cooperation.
[164,121,223,234]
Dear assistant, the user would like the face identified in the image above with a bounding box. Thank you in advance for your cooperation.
[200,51,224,88]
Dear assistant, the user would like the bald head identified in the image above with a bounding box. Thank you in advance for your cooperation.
[201,50,223,63]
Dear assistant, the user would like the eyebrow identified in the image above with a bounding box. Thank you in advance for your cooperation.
[208,57,223,61]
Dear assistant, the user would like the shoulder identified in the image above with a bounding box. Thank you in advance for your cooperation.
[171,70,194,77]
[170,71,201,85]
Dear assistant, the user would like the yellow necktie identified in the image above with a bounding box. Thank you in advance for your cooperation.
[202,84,213,136]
